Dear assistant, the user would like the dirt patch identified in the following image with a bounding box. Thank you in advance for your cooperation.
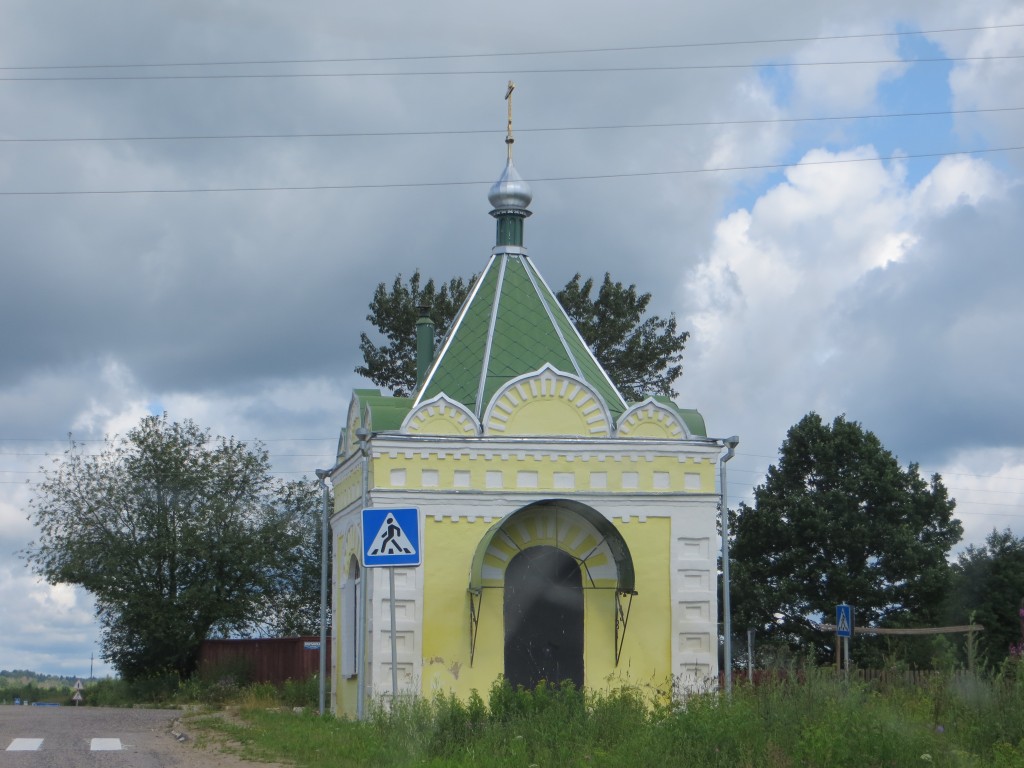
[165,710,292,768]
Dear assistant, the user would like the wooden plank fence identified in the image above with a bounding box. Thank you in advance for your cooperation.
[199,636,331,685]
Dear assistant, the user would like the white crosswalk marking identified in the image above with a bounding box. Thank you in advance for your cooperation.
[6,738,44,751]
[5,737,128,752]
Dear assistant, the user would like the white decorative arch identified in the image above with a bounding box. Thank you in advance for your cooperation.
[616,398,690,439]
[340,396,363,457]
[482,364,613,437]
[401,393,481,436]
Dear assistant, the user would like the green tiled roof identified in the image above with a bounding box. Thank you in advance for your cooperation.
[362,395,413,431]
[649,395,707,437]
[415,249,627,422]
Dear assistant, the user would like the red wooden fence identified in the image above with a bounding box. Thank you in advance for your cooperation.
[198,636,331,685]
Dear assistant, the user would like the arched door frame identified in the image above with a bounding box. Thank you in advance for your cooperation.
[467,499,637,667]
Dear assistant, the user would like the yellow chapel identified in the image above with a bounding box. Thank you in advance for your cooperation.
[327,101,730,716]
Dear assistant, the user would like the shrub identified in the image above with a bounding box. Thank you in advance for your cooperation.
[281,677,320,708]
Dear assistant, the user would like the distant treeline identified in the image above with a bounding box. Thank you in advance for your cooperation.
[1,669,80,689]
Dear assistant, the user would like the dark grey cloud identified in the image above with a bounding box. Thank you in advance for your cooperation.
[4,0,853,403]
[826,185,1024,465]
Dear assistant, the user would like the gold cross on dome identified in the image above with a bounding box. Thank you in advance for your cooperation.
[505,80,515,160]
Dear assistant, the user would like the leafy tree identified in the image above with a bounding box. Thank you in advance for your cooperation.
[946,529,1024,668]
[357,270,688,401]
[24,415,324,680]
[257,478,332,638]
[557,273,688,401]
[356,271,473,397]
[730,413,962,665]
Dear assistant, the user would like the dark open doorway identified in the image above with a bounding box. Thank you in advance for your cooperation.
[503,545,584,689]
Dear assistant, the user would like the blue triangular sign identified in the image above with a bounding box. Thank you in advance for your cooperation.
[836,604,853,638]
[362,508,421,567]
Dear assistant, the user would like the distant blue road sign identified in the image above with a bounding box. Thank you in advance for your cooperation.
[362,507,421,567]
[836,604,853,638]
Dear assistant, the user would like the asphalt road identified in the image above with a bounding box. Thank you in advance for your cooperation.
[1,705,183,768]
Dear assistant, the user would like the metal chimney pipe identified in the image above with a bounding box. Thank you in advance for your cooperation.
[415,304,435,387]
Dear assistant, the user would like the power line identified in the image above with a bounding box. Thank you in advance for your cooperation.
[0,472,315,483]
[723,459,1024,489]
[3,22,1020,71]
[6,443,1018,486]
[2,145,1020,197]
[720,475,1024,499]
[724,472,1024,497]
[2,106,1019,145]
[0,437,334,443]
[5,467,1022,498]
[5,477,1021,512]
[730,461,1024,487]
[10,463,1015,495]
[1,445,1022,484]
[941,507,1024,515]
[0,55,1021,82]
[0,453,328,460]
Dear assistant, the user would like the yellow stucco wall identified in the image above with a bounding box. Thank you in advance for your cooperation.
[420,515,671,697]
[375,452,714,495]
[334,527,360,717]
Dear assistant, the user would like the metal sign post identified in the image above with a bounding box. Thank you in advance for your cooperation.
[362,507,422,704]
[356,430,370,720]
[836,603,853,679]
[388,568,398,698]
[747,627,755,683]
[844,635,850,679]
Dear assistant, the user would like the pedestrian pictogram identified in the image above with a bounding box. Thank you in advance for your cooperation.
[362,508,421,567]
[836,604,853,638]
[370,515,414,556]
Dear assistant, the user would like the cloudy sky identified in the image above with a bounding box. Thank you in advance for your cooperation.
[1,1,1021,677]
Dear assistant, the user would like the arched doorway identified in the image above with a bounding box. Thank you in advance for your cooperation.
[503,545,584,689]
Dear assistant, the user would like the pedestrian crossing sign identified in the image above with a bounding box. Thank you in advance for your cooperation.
[836,603,853,638]
[362,507,421,567]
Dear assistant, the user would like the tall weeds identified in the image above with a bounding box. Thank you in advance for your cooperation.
[189,670,1024,768]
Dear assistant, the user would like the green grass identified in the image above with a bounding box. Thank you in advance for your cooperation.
[183,670,1024,768]
[63,666,322,709]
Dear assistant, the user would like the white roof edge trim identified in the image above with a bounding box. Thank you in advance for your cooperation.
[412,253,499,410]
[492,245,527,255]
[524,257,628,412]
[519,257,584,380]
[475,256,508,419]
[326,448,361,483]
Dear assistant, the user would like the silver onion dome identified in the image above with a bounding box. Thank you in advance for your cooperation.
[488,157,533,210]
